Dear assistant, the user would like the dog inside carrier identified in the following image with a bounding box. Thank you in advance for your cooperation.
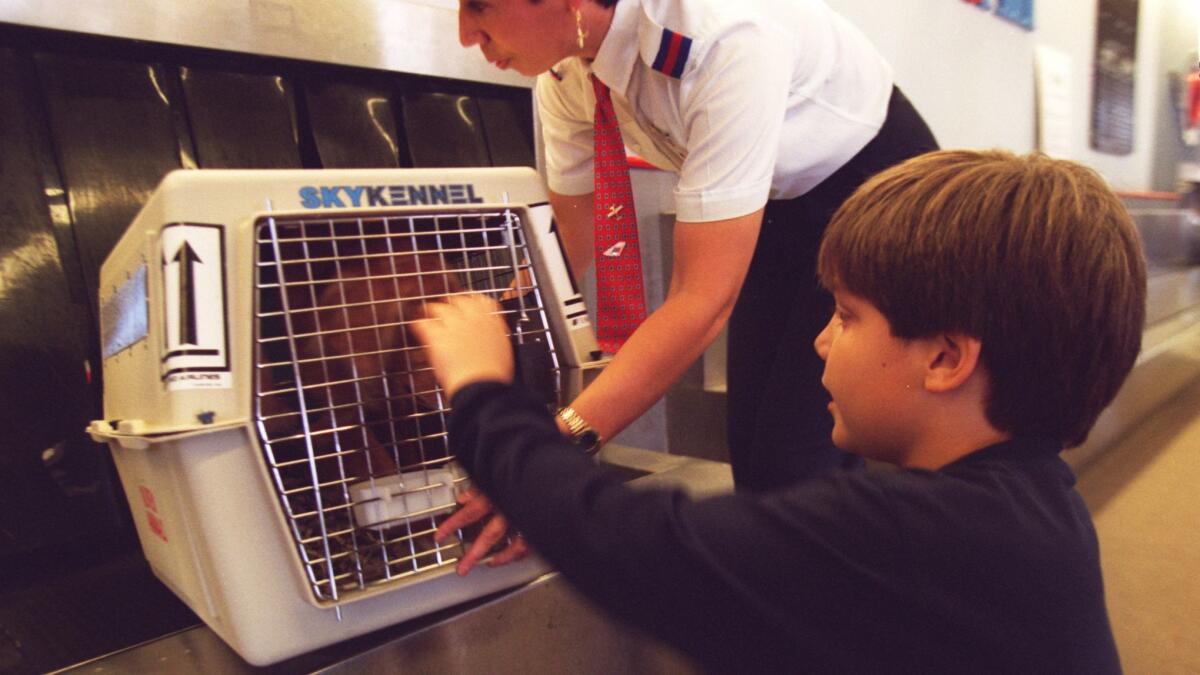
[89,168,600,664]
[254,206,560,600]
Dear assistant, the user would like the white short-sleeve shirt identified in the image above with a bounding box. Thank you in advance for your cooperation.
[537,0,894,223]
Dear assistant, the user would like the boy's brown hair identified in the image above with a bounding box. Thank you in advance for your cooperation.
[817,149,1146,448]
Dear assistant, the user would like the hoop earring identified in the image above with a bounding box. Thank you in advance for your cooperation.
[575,9,588,50]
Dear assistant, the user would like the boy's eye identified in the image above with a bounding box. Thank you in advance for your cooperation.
[464,1,487,12]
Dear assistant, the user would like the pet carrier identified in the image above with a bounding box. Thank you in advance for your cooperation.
[88,167,601,665]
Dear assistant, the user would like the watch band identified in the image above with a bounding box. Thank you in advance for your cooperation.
[556,406,602,455]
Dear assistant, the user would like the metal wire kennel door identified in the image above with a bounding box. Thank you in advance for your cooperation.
[253,207,561,604]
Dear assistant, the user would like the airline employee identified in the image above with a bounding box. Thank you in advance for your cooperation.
[442,0,939,573]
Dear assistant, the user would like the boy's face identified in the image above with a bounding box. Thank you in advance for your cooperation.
[458,0,573,77]
[813,289,929,464]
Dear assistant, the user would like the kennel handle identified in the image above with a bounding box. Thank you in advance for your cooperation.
[87,418,248,450]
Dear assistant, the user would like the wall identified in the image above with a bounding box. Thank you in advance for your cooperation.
[0,0,529,87]
[1146,0,1200,189]
[4,0,1196,190]
[827,0,1198,192]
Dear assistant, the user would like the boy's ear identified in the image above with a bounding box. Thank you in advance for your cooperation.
[922,332,983,393]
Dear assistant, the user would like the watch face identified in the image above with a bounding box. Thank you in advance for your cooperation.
[577,429,601,454]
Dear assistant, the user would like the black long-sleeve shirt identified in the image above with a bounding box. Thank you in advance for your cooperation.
[450,381,1121,673]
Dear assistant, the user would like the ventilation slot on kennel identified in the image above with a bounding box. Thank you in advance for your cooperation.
[253,208,561,603]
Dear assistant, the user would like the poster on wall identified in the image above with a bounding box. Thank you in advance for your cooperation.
[995,0,1034,30]
[961,0,1034,30]
[1090,0,1139,155]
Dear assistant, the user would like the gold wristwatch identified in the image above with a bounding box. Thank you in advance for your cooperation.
[556,406,602,455]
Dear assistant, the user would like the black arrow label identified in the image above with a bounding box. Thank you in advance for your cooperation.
[173,240,202,346]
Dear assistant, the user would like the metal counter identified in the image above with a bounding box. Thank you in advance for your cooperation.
[58,446,732,674]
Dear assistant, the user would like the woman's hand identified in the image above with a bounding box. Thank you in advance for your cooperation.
[411,293,514,399]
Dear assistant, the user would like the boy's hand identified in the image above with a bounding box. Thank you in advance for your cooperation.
[413,294,523,575]
[434,487,529,576]
[411,293,514,399]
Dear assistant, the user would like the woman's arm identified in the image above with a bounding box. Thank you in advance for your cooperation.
[570,208,762,441]
[548,192,765,445]
[548,190,595,281]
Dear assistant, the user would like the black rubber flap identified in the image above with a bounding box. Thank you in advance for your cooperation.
[180,67,303,168]
[34,52,183,303]
[401,92,492,168]
[0,47,124,563]
[478,95,536,169]
[305,79,402,168]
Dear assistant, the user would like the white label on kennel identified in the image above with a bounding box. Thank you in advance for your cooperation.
[254,206,562,603]
[161,222,231,390]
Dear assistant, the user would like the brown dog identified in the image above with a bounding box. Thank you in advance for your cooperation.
[255,222,521,586]
[258,237,460,489]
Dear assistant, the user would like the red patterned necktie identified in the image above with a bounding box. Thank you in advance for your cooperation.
[590,74,646,354]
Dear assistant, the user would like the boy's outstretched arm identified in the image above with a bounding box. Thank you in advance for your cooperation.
[413,296,906,671]
[411,293,525,573]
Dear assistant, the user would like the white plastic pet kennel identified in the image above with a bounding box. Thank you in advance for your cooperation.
[88,167,601,665]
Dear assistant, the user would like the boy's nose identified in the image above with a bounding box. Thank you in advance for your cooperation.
[814,314,834,361]
[458,11,485,47]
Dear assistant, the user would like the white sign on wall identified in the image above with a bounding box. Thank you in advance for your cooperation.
[160,222,231,390]
[1036,45,1074,160]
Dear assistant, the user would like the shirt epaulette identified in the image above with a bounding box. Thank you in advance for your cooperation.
[650,28,693,78]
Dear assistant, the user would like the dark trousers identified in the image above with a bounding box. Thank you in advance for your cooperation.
[727,87,938,492]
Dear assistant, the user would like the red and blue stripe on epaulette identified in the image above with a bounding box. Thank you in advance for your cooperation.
[651,29,692,78]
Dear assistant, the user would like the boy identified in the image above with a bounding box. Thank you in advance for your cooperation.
[412,150,1141,672]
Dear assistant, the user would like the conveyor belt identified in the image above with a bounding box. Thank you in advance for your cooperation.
[56,446,726,674]
[0,551,198,674]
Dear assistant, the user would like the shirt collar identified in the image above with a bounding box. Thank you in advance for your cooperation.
[945,436,1065,469]
[588,0,642,98]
